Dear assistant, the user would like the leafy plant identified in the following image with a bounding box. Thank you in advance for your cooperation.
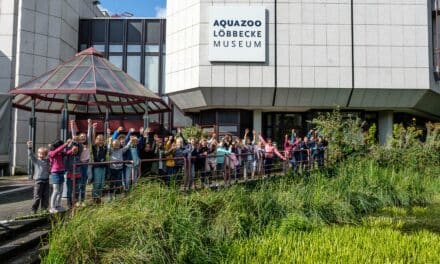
[180,125,209,141]
[311,107,365,163]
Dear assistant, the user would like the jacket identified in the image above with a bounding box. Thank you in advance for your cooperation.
[28,149,50,182]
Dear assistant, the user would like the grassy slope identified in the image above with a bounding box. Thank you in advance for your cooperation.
[42,160,440,263]
[226,202,440,263]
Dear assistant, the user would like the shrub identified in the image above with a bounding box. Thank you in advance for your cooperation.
[311,107,365,163]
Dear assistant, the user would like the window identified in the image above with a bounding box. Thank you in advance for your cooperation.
[162,55,166,92]
[79,20,89,44]
[127,20,142,43]
[109,20,124,43]
[109,45,123,52]
[146,22,160,44]
[433,1,440,77]
[127,56,141,81]
[109,55,123,70]
[127,45,141,52]
[92,20,106,42]
[219,126,238,133]
[145,45,159,53]
[92,44,105,52]
[145,56,159,93]
[218,111,239,124]
[200,111,215,125]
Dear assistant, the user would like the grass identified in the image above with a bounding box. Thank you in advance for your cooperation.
[226,202,440,263]
[42,158,440,263]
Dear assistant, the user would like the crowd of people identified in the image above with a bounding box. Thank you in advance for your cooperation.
[27,121,327,214]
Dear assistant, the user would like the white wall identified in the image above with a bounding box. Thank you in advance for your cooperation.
[353,0,429,91]
[166,0,437,113]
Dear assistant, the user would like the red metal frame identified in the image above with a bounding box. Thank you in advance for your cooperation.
[9,47,170,115]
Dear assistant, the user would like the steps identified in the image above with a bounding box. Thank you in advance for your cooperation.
[0,217,50,263]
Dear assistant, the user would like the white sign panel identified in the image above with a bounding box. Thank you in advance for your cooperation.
[209,7,266,62]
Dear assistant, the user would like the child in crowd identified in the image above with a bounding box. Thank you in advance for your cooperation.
[27,141,50,214]
[91,132,107,204]
[64,138,82,209]
[108,137,130,200]
[164,136,176,183]
[172,137,189,185]
[123,128,142,191]
[48,138,72,213]
[216,141,231,186]
[197,139,209,187]
[70,119,92,207]
[242,129,256,180]
[206,140,218,182]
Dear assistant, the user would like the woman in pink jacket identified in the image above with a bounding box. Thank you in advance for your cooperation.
[258,134,286,176]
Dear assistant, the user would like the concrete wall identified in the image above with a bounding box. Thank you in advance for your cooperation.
[4,0,103,173]
[166,0,439,117]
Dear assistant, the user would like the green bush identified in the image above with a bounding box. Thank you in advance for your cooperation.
[311,107,365,163]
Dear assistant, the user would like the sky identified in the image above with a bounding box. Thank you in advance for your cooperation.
[100,0,166,18]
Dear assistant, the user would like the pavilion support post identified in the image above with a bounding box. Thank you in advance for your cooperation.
[104,107,109,140]
[143,100,149,129]
[28,98,36,179]
[61,95,69,199]
[60,95,68,141]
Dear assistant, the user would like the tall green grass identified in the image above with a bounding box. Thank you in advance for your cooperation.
[226,224,440,263]
[42,158,440,263]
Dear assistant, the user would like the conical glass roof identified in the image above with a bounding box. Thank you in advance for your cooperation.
[9,48,169,115]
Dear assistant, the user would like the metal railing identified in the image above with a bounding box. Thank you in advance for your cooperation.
[66,148,327,207]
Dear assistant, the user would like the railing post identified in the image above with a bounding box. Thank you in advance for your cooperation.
[131,161,135,189]
[72,163,76,208]
[183,157,187,189]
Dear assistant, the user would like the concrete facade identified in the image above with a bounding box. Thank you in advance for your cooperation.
[165,0,440,126]
[0,0,103,174]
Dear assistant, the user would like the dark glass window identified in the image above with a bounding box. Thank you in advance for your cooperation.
[92,20,106,42]
[200,111,215,125]
[218,111,239,124]
[146,22,160,44]
[109,20,124,42]
[127,20,142,43]
[79,20,89,44]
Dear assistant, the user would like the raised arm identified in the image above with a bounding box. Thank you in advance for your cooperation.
[274,147,286,160]
[125,128,134,145]
[27,141,38,163]
[70,120,77,138]
[112,130,119,140]
[258,134,267,145]
[48,140,70,158]
[284,135,290,150]
[87,119,92,144]
[243,128,249,145]
[291,129,295,144]
[176,128,187,145]
[122,139,132,153]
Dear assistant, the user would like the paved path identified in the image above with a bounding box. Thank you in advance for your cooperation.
[0,176,34,220]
